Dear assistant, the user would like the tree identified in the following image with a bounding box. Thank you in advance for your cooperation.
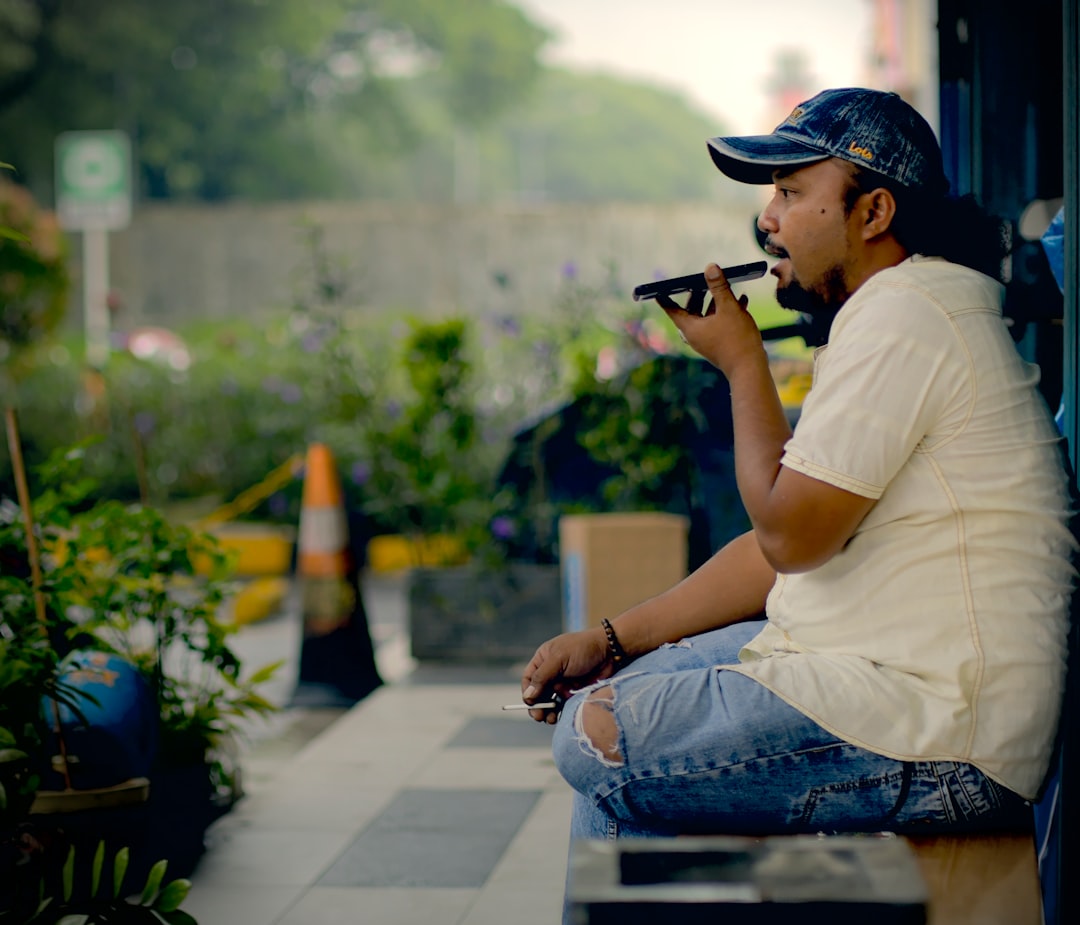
[0,0,550,201]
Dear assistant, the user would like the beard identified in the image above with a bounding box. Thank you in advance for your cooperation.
[775,263,850,316]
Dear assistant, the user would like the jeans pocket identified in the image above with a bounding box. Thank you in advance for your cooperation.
[799,767,910,831]
[935,763,1028,828]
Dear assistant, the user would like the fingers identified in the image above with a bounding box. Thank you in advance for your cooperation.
[685,289,706,315]
[655,293,679,311]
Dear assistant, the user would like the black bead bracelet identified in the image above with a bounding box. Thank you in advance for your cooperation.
[601,617,627,667]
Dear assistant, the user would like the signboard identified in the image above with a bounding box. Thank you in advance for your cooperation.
[55,130,132,231]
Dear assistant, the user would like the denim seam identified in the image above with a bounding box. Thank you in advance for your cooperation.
[590,739,864,804]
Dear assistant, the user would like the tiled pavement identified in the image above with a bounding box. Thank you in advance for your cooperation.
[182,573,573,925]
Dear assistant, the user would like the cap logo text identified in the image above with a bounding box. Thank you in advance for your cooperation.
[848,141,874,161]
[785,106,805,124]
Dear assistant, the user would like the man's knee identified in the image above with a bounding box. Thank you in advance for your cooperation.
[579,687,622,765]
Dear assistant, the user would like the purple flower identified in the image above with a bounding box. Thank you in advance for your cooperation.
[302,331,325,353]
[384,400,402,420]
[220,378,239,396]
[496,316,521,337]
[561,261,578,280]
[133,412,156,437]
[350,461,371,485]
[280,383,303,404]
[261,375,283,394]
[490,516,517,540]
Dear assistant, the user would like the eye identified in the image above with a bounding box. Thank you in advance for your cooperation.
[778,187,795,199]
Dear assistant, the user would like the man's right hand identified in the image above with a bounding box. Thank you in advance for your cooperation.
[520,628,614,724]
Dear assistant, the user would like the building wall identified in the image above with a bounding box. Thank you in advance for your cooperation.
[80,194,766,329]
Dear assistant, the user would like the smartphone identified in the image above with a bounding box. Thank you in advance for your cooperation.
[632,260,768,303]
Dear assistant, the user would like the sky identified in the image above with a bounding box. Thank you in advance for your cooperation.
[514,0,875,134]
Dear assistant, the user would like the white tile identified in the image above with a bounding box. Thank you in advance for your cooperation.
[276,886,478,925]
[460,790,573,925]
[181,883,303,925]
[206,782,397,834]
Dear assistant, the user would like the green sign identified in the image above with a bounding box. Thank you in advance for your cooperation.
[55,130,132,230]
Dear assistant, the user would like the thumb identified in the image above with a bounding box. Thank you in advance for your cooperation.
[704,262,733,301]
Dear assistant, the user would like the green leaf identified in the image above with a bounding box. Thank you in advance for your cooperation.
[245,660,284,685]
[114,846,130,898]
[140,859,168,905]
[154,878,192,913]
[91,840,105,897]
[62,845,76,902]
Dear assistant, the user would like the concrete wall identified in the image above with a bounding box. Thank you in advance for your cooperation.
[84,194,767,328]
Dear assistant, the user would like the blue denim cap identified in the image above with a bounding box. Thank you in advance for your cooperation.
[707,87,949,194]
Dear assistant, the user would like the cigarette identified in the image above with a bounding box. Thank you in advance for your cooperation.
[501,702,558,711]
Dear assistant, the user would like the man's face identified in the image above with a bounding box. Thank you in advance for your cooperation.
[756,158,860,316]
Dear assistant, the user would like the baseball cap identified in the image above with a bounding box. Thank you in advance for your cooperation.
[707,88,949,194]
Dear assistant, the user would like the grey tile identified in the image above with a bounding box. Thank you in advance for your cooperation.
[445,715,556,749]
[404,664,526,686]
[318,788,541,888]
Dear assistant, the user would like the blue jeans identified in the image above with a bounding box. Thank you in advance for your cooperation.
[553,620,1031,842]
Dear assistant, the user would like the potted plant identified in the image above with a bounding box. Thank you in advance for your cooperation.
[0,441,280,879]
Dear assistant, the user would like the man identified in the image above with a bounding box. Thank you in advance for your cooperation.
[520,89,1076,851]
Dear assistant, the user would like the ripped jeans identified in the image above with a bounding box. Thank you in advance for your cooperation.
[552,620,1031,844]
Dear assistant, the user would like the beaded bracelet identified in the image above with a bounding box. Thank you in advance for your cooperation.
[600,618,627,667]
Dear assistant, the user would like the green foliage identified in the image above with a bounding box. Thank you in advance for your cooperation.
[0,176,67,361]
[0,441,280,790]
[576,355,717,511]
[317,64,734,202]
[370,0,550,128]
[351,318,492,545]
[495,68,730,202]
[10,840,198,924]
[0,0,550,201]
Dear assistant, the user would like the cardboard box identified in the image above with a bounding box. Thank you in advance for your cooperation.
[560,512,689,633]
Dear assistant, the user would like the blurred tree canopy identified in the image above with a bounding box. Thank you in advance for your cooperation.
[0,0,550,200]
[333,67,735,203]
[0,0,732,204]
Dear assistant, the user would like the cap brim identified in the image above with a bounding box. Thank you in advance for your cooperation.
[707,134,829,185]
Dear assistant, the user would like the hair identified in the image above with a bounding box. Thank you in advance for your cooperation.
[841,165,1011,281]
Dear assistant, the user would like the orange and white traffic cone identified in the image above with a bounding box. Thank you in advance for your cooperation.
[293,443,382,706]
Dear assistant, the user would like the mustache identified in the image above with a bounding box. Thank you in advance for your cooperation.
[764,237,789,260]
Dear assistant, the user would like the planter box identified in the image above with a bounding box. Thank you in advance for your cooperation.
[407,563,562,663]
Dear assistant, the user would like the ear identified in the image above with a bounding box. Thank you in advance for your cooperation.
[857,187,898,240]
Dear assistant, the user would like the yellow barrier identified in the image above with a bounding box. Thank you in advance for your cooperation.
[366,533,469,572]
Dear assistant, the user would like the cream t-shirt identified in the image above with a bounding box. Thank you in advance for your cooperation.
[725,256,1076,799]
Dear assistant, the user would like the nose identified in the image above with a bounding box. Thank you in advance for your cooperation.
[757,204,778,235]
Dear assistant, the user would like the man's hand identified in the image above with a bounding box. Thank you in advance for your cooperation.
[658,263,766,377]
[520,628,613,724]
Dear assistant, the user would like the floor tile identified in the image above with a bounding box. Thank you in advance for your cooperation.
[407,746,562,790]
[180,884,304,925]
[318,788,542,888]
[445,714,557,748]
[189,828,357,887]
[276,886,477,925]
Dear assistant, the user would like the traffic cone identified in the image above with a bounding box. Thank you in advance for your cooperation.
[292,443,382,707]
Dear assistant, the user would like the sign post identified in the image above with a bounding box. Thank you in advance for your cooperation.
[55,131,132,369]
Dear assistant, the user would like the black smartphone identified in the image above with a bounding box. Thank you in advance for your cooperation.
[632,260,768,303]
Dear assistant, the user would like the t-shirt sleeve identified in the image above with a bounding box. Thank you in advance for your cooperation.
[781,282,972,498]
